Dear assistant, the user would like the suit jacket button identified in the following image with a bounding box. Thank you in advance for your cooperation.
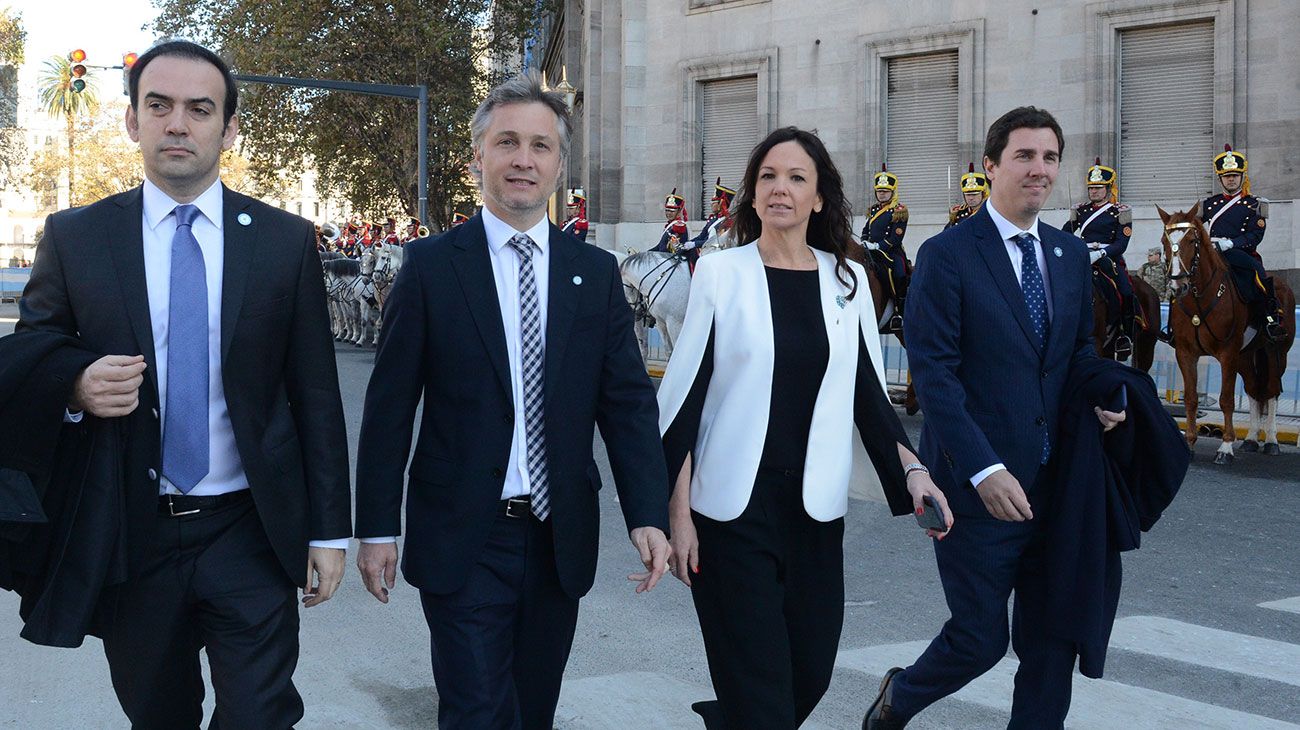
[492,467,504,478]
[152,408,159,419]
[1035,416,1046,426]
[1040,371,1048,379]
[504,414,513,424]
[147,468,158,480]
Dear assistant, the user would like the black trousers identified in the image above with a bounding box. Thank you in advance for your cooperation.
[420,509,579,730]
[100,493,302,730]
[689,469,845,730]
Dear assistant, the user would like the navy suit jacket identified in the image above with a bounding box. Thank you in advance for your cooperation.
[904,205,1097,517]
[354,214,669,599]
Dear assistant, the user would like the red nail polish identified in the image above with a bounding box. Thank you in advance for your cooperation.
[915,507,924,515]
[694,565,700,574]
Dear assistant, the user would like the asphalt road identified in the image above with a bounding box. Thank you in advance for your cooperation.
[2,309,1298,728]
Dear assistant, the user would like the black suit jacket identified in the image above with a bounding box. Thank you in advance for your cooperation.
[17,185,352,584]
[354,214,669,599]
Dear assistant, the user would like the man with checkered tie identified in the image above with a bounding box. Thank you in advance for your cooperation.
[354,72,671,730]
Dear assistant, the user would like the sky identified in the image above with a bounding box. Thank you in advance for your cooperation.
[9,0,162,124]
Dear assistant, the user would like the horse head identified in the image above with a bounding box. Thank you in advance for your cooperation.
[359,246,377,276]
[1157,202,1206,297]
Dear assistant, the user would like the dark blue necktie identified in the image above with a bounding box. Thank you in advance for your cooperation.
[1013,232,1051,464]
[162,204,210,493]
[506,233,550,520]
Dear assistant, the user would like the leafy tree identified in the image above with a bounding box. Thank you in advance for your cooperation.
[1,5,27,191]
[152,0,550,229]
[37,54,99,203]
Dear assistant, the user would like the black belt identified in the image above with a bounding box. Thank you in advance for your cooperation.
[499,496,532,519]
[158,489,251,517]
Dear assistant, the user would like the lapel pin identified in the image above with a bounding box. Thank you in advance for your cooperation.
[835,295,847,309]
[572,275,583,285]
[1053,246,1063,257]
[237,212,252,226]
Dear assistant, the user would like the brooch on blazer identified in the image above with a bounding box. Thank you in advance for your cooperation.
[835,295,847,309]
[1053,246,1063,257]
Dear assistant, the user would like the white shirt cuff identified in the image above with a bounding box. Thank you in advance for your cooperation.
[64,409,84,423]
[309,538,349,550]
[971,463,1006,489]
[359,537,398,544]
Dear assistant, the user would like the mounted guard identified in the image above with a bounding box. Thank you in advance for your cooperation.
[1064,157,1137,359]
[1202,144,1283,341]
[651,188,691,254]
[944,162,988,230]
[561,188,590,242]
[861,164,909,332]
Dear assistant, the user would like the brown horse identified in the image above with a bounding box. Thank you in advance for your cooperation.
[1159,204,1296,463]
[1091,274,1161,372]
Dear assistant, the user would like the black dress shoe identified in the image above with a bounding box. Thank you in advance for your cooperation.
[691,699,727,729]
[863,666,909,730]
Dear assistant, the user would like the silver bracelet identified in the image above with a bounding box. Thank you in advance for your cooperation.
[903,462,929,479]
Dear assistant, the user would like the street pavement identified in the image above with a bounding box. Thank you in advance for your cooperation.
[2,308,1298,728]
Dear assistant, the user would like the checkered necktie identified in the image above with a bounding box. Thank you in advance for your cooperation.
[1013,232,1051,464]
[506,233,551,520]
[162,204,210,493]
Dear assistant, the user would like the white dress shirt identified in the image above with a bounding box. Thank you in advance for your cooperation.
[480,205,551,500]
[969,198,1054,489]
[359,206,553,546]
[142,178,346,550]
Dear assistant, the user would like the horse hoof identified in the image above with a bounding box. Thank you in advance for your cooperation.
[1263,442,1282,456]
[1213,451,1234,466]
[1240,439,1260,453]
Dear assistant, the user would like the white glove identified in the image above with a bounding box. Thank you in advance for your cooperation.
[1212,237,1234,251]
[1089,250,1105,264]
[863,240,881,251]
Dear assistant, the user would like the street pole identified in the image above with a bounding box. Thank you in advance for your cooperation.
[232,73,430,224]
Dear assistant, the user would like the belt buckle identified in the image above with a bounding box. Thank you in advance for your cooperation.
[167,494,201,517]
[504,497,530,519]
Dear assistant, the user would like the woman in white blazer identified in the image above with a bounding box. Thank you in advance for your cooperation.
[654,128,954,729]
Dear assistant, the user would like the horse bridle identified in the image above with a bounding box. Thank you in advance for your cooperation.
[1164,220,1234,348]
[625,253,686,327]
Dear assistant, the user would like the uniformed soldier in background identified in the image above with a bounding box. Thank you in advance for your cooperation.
[449,212,470,228]
[673,178,735,273]
[1137,246,1171,300]
[862,164,909,332]
[1064,158,1136,359]
[651,188,691,253]
[561,188,590,242]
[1202,144,1284,341]
[945,163,988,230]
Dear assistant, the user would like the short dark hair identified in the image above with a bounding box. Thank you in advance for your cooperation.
[730,126,860,299]
[983,106,1064,164]
[128,40,238,128]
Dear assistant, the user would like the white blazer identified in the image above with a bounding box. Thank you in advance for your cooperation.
[657,243,892,522]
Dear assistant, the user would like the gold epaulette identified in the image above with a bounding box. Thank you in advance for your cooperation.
[893,204,908,223]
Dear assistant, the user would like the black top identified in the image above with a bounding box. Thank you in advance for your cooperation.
[662,266,912,493]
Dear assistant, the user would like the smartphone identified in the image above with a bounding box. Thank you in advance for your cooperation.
[915,495,948,533]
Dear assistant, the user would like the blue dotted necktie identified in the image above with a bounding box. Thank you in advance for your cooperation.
[1013,232,1052,464]
[162,204,210,493]
[506,233,551,520]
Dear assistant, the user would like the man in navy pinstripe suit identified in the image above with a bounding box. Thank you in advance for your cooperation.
[864,108,1126,730]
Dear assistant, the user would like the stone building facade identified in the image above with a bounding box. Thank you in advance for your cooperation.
[538,0,1298,283]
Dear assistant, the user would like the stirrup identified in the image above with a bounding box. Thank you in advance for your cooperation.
[1113,334,1133,360]
[1264,318,1284,341]
[888,314,904,333]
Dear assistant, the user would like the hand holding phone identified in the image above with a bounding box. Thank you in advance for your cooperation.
[914,495,948,533]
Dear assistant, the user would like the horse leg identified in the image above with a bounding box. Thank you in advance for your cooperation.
[1240,396,1261,452]
[1213,361,1237,465]
[1175,349,1199,454]
[1263,398,1282,455]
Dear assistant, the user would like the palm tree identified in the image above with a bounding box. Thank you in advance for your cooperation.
[37,54,98,205]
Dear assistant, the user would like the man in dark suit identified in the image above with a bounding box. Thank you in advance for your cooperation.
[353,72,671,730]
[16,41,351,727]
[864,107,1125,729]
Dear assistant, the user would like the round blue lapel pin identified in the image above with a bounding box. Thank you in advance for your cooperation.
[1053,246,1063,258]
[237,212,252,226]
[572,275,582,285]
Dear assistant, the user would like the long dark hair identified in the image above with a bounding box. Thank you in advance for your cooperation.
[729,127,859,298]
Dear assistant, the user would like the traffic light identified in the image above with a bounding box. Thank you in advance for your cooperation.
[68,49,88,93]
[122,52,138,70]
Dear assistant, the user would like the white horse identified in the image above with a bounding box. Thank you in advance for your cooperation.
[618,233,732,362]
[371,242,405,314]
[322,255,359,342]
[344,247,382,347]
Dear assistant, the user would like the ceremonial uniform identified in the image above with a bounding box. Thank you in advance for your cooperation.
[561,188,590,243]
[861,166,909,331]
[651,189,692,254]
[1063,159,1136,356]
[944,164,988,230]
[1201,144,1283,340]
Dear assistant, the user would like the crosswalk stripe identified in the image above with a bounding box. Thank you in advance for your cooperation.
[1259,596,1300,615]
[555,671,836,730]
[836,641,1300,730]
[1109,616,1300,688]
